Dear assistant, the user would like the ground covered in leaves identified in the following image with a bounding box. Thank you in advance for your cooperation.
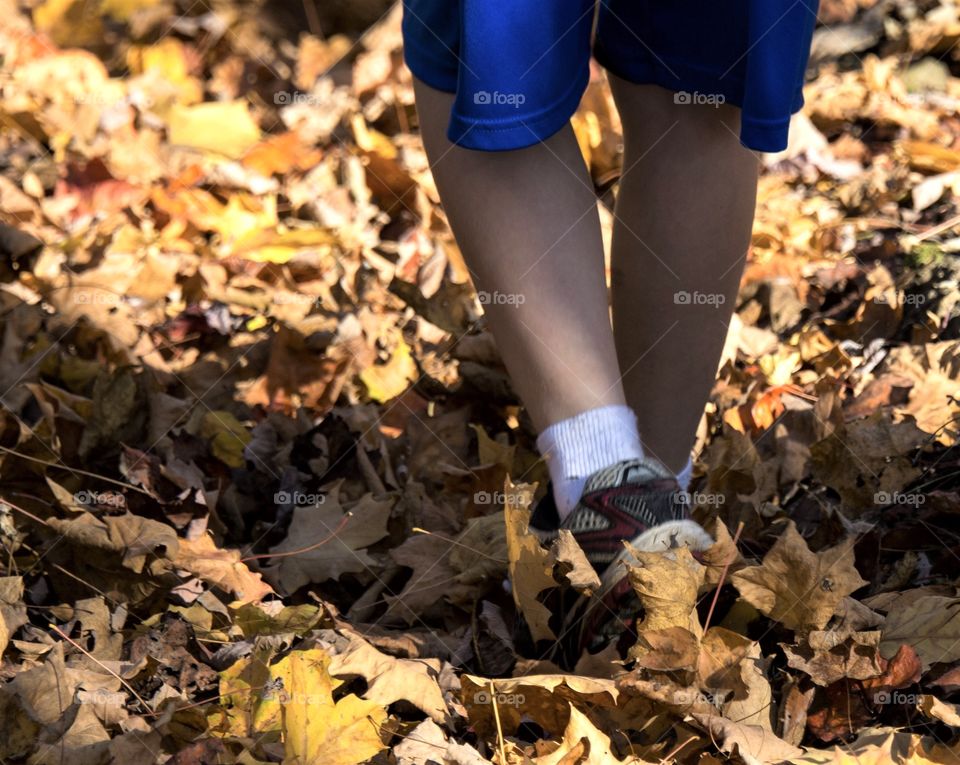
[1,0,960,762]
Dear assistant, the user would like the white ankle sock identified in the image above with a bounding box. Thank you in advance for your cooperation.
[676,457,693,492]
[536,405,644,521]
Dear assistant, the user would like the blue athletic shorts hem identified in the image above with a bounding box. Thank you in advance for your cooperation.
[446,64,590,152]
[405,41,589,152]
[594,51,804,154]
[402,0,817,155]
[739,114,798,154]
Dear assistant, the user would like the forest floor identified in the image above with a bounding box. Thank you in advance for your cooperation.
[1,0,960,762]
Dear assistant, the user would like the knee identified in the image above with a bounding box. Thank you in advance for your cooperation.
[665,98,744,146]
[614,81,749,155]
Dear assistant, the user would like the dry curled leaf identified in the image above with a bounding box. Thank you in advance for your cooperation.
[781,631,883,686]
[532,704,649,765]
[699,519,745,588]
[730,521,866,632]
[553,529,602,593]
[879,596,960,671]
[263,487,392,593]
[503,478,555,643]
[917,694,960,727]
[692,712,803,765]
[327,630,450,723]
[624,546,704,663]
[172,533,274,605]
[393,720,491,765]
[698,627,753,701]
[460,674,618,738]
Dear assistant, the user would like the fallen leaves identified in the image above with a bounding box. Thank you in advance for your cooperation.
[394,719,490,765]
[326,629,450,723]
[384,512,507,623]
[693,712,803,765]
[167,101,262,159]
[878,595,960,671]
[731,521,867,632]
[624,546,703,665]
[47,511,179,575]
[263,485,392,593]
[213,645,389,764]
[460,674,619,738]
[0,577,27,659]
[533,705,647,765]
[171,532,274,605]
[782,630,884,685]
[504,479,556,643]
[360,334,418,402]
[0,0,959,762]
[280,649,387,765]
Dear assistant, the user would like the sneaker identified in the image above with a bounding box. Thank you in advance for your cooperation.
[530,457,713,665]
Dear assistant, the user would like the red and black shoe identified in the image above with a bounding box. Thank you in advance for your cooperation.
[529,457,713,666]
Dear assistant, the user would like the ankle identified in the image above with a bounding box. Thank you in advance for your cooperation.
[537,405,644,519]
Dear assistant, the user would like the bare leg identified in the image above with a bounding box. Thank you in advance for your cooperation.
[609,77,760,473]
[413,78,626,431]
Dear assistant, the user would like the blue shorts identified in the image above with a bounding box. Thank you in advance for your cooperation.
[402,0,819,153]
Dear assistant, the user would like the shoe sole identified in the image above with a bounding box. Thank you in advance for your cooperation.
[560,520,713,665]
[602,519,713,578]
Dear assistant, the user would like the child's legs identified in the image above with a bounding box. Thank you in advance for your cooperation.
[609,76,760,473]
[413,78,627,432]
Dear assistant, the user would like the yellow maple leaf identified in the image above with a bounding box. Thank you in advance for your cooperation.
[167,101,261,159]
[213,647,387,765]
[213,649,277,738]
[503,479,554,643]
[277,649,387,765]
[360,337,417,403]
[230,227,336,264]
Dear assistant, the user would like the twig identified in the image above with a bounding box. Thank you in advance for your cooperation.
[702,521,745,634]
[0,496,51,526]
[915,211,960,242]
[241,512,352,562]
[0,446,152,496]
[489,679,507,765]
[411,527,508,563]
[48,623,156,716]
[659,734,696,764]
